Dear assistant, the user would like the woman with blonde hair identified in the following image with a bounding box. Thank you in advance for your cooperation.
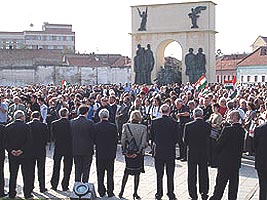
[119,110,148,199]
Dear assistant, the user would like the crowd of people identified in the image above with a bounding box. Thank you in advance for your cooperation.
[0,82,267,200]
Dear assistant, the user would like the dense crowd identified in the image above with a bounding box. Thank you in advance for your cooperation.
[0,82,267,200]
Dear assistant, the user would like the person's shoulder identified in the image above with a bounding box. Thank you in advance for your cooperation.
[185,120,195,127]
[0,123,5,130]
[52,118,63,124]
[257,123,267,129]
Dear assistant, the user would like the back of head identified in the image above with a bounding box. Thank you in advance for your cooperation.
[14,110,25,120]
[160,104,170,115]
[99,108,109,120]
[230,110,240,122]
[193,108,203,118]
[78,105,89,115]
[129,110,142,123]
[31,111,40,119]
[59,108,69,118]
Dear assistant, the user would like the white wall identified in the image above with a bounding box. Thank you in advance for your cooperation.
[0,65,132,86]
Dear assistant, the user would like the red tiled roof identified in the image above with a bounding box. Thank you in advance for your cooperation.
[216,54,247,71]
[65,54,131,67]
[237,46,267,67]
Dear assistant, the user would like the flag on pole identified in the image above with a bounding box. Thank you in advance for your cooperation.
[224,76,237,89]
[195,75,207,91]
[229,88,237,99]
[61,80,69,87]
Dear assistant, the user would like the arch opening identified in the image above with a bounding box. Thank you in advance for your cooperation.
[155,40,183,85]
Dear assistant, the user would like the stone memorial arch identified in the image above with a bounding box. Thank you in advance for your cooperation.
[130,1,216,84]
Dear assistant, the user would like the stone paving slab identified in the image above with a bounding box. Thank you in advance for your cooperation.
[2,145,259,199]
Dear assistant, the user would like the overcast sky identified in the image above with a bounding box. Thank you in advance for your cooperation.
[0,0,266,57]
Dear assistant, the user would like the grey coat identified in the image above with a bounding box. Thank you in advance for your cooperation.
[121,123,148,155]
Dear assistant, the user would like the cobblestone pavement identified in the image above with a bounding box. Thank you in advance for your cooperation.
[2,145,259,200]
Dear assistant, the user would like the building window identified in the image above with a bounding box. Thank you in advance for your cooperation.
[241,76,244,82]
[57,36,63,41]
[57,45,63,49]
[48,45,53,49]
[47,35,52,41]
[217,75,219,83]
[37,35,42,40]
[254,76,258,82]
[66,36,73,41]
[262,76,266,82]
[228,75,230,80]
[25,35,33,40]
[247,76,250,82]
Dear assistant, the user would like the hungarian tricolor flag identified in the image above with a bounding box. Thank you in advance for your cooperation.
[61,80,69,87]
[195,75,207,91]
[224,76,236,89]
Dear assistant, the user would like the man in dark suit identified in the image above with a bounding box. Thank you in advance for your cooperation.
[184,108,210,200]
[172,98,190,161]
[0,124,7,197]
[254,122,267,200]
[116,96,131,141]
[27,111,48,193]
[71,105,95,183]
[4,110,32,199]
[151,104,180,200]
[50,108,73,191]
[94,109,117,197]
[210,110,245,200]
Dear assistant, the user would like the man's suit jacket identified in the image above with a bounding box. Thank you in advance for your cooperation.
[4,120,31,158]
[151,115,180,160]
[216,123,245,170]
[71,115,95,156]
[94,120,117,160]
[0,124,5,160]
[51,118,72,156]
[184,118,211,163]
[254,123,267,171]
[27,119,48,157]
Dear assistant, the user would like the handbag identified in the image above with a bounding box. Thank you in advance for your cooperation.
[210,128,221,140]
[125,125,139,155]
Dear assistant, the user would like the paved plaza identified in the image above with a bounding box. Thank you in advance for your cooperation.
[2,145,259,200]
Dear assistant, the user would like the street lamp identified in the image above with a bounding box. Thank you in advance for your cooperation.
[216,49,223,83]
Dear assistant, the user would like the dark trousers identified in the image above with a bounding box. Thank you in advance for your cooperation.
[74,155,92,183]
[257,169,267,200]
[209,139,218,167]
[0,159,4,196]
[154,158,175,199]
[8,155,31,198]
[188,161,209,199]
[96,158,115,196]
[51,154,73,190]
[210,168,239,200]
[29,155,46,192]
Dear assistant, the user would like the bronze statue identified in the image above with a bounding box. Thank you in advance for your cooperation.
[188,6,207,29]
[137,7,148,31]
[185,48,197,83]
[134,44,145,84]
[134,44,155,84]
[185,48,206,83]
[144,44,154,84]
[195,47,206,76]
